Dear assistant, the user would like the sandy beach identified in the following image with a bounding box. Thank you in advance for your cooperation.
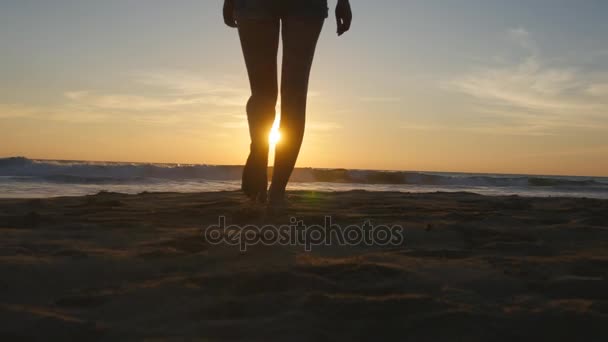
[1,190,607,341]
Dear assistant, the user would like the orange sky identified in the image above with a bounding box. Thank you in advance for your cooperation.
[1,1,607,177]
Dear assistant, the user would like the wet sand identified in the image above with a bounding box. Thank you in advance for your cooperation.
[1,190,607,341]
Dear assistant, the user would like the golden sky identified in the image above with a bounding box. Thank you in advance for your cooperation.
[1,1,607,176]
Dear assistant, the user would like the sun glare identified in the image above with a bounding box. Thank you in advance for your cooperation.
[269,119,281,147]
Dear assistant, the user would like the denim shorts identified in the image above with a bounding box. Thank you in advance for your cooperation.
[234,0,329,20]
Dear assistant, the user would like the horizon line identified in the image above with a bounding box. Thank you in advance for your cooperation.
[2,155,606,179]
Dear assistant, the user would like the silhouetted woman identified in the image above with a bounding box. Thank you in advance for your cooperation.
[223,0,352,207]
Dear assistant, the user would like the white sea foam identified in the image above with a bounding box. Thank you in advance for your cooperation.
[1,157,607,198]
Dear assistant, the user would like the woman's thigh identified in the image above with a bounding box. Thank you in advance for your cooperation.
[280,18,325,103]
[237,19,280,96]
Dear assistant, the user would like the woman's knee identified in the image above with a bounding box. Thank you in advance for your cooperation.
[248,89,278,112]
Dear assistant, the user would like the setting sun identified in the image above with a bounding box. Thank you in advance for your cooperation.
[269,118,281,147]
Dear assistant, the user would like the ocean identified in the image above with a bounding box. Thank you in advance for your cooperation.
[1,157,607,199]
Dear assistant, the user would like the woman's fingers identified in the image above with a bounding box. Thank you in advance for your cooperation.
[336,1,352,36]
[224,16,238,28]
[337,17,351,35]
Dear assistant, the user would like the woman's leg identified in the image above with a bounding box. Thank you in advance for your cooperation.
[270,17,324,202]
[237,19,280,201]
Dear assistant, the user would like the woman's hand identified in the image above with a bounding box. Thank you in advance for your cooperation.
[336,0,352,36]
[223,0,237,28]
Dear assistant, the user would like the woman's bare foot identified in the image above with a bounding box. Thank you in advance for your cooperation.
[266,193,289,215]
[241,152,268,203]
[267,186,288,208]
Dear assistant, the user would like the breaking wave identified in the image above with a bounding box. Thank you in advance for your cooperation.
[1,157,606,189]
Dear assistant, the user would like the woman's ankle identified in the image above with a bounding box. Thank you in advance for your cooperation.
[268,186,286,203]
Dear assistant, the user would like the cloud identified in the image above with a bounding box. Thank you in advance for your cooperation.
[307,121,342,131]
[2,72,248,126]
[450,58,590,111]
[587,83,608,97]
[134,70,247,97]
[64,91,245,111]
[0,103,114,123]
[401,120,557,137]
[64,70,249,112]
[507,27,539,55]
[359,97,401,103]
[216,121,247,129]
[444,28,608,135]
[0,104,41,119]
